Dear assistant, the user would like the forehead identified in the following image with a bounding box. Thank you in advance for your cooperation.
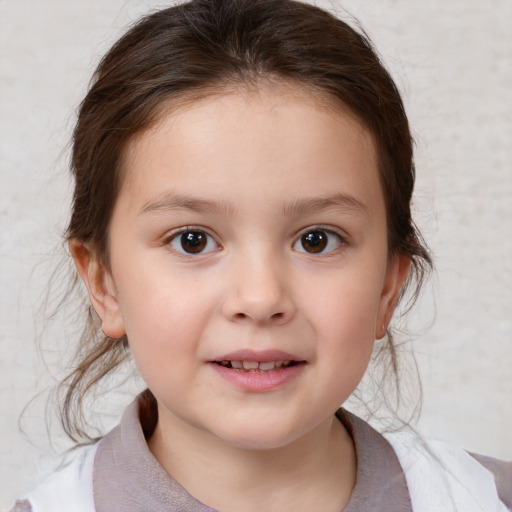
[118,83,381,214]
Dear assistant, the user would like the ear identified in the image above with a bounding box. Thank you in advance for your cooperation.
[375,254,411,339]
[69,240,126,339]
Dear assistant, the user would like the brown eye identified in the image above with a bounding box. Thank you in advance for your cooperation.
[301,231,328,253]
[169,229,218,255]
[181,231,206,253]
[293,229,343,254]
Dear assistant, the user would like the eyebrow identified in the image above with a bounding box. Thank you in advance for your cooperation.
[282,193,370,219]
[139,191,369,219]
[139,192,236,216]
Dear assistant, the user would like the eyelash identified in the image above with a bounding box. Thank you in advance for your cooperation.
[164,227,220,256]
[293,226,347,255]
[163,225,348,256]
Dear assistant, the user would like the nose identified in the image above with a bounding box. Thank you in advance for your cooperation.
[221,253,296,326]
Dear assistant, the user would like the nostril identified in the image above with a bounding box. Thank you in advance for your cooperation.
[232,311,286,323]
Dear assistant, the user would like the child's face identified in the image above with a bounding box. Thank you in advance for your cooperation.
[86,85,407,449]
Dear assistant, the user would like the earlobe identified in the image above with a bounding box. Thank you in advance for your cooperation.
[376,255,411,339]
[69,240,126,339]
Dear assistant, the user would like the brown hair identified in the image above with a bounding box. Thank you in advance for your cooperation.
[62,0,432,440]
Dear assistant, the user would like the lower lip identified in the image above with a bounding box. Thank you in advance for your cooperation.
[208,362,306,392]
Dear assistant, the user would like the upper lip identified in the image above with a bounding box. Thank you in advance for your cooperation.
[210,349,304,363]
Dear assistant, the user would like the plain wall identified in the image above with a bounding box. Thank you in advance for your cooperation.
[1,0,511,508]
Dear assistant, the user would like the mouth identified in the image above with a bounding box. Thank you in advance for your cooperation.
[214,360,301,372]
[209,350,306,391]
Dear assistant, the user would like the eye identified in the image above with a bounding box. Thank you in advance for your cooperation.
[293,229,344,254]
[168,229,219,255]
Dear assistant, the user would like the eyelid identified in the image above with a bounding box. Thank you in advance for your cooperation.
[163,226,222,256]
[293,225,349,254]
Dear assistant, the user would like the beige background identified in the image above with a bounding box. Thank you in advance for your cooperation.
[1,0,511,508]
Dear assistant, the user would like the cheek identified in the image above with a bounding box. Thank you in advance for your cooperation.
[305,271,383,334]
[302,269,383,371]
[115,268,218,371]
[117,260,214,326]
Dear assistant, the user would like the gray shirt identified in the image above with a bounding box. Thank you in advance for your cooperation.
[11,395,512,511]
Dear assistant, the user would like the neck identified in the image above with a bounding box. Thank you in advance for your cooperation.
[147,407,356,512]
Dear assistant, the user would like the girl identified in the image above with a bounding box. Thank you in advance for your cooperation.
[8,0,511,510]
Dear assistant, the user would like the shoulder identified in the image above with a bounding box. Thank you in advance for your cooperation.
[8,500,33,512]
[470,452,512,510]
[384,429,512,512]
[11,442,99,512]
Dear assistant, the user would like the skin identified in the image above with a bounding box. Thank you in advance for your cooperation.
[72,84,410,512]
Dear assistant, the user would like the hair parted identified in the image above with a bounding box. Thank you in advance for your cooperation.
[61,0,432,441]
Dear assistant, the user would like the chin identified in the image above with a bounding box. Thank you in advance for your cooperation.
[209,417,306,451]
[218,433,297,451]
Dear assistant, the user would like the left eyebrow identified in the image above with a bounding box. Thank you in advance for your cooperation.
[139,192,236,216]
[283,193,370,219]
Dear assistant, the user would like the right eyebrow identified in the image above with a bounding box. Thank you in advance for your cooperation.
[139,192,236,217]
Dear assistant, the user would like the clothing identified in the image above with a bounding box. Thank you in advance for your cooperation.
[11,395,512,512]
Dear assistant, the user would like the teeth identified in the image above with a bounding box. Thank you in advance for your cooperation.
[218,360,296,371]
